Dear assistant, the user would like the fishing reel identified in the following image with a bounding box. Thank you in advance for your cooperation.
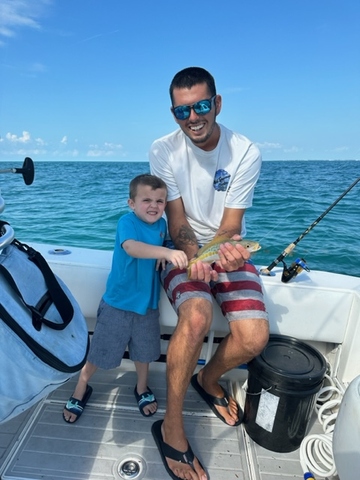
[0,157,34,213]
[0,157,34,187]
[281,257,310,283]
[262,176,360,281]
[0,157,34,249]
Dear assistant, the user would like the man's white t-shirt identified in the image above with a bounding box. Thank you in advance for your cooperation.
[149,124,261,244]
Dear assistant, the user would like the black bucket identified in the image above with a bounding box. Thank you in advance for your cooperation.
[243,334,326,453]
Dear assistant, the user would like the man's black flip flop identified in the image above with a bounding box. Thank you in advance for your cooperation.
[191,374,243,426]
[151,419,205,480]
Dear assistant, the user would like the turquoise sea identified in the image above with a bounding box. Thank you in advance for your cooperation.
[1,160,359,277]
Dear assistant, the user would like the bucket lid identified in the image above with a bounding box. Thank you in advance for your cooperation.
[248,334,326,389]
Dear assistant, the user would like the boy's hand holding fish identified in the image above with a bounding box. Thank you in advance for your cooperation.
[187,235,261,281]
[157,248,188,271]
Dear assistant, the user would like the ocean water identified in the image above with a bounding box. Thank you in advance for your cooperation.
[1,159,359,277]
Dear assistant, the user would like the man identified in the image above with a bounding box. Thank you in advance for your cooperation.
[149,67,269,480]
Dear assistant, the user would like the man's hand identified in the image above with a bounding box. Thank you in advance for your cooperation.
[188,260,219,282]
[217,234,250,272]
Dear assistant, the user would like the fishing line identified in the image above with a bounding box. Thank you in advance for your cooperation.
[253,179,340,247]
[260,176,360,278]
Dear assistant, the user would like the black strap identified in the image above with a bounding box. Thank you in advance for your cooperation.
[0,303,88,372]
[0,239,74,331]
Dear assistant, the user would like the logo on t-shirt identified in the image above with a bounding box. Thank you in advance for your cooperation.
[213,169,231,192]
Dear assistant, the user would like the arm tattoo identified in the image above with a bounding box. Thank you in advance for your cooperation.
[174,225,197,250]
[216,228,239,239]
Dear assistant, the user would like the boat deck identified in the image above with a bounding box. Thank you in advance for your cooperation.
[0,361,327,480]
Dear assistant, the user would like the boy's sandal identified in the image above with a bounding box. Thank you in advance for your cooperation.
[134,386,157,417]
[63,385,93,423]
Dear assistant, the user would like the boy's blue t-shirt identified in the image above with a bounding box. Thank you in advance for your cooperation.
[103,212,167,315]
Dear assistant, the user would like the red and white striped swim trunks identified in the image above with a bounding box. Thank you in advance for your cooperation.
[161,261,268,323]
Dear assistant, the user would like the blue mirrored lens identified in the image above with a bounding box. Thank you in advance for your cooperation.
[173,97,214,120]
[173,106,191,120]
[193,99,212,115]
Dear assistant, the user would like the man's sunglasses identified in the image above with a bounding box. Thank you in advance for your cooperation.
[172,95,216,121]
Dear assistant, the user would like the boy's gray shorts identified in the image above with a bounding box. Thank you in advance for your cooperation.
[87,299,161,369]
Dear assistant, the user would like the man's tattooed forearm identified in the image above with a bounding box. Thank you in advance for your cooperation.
[175,225,197,249]
[216,228,238,239]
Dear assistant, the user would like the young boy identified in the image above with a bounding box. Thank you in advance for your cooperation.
[63,174,188,422]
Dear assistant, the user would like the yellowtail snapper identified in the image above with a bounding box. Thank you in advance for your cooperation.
[187,235,261,277]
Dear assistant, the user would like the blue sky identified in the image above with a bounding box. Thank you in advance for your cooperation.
[0,0,359,162]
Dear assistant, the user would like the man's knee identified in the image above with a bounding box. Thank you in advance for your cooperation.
[178,298,212,340]
[231,319,269,360]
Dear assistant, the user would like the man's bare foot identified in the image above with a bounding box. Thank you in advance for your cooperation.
[151,419,208,480]
[192,371,242,426]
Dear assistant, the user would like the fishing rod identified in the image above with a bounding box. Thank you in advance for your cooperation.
[260,176,360,279]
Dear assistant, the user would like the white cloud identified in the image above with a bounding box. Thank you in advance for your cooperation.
[51,149,79,158]
[87,141,125,158]
[0,131,127,159]
[284,146,301,153]
[87,150,105,157]
[15,148,47,156]
[0,0,51,45]
[87,149,118,158]
[6,131,31,143]
[104,142,123,150]
[257,142,282,150]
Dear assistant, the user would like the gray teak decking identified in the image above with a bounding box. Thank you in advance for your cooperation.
[0,361,325,480]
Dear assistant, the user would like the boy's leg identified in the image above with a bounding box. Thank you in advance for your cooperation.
[130,308,160,416]
[62,300,133,422]
[73,361,97,401]
[134,361,157,416]
[134,360,149,394]
[63,361,97,422]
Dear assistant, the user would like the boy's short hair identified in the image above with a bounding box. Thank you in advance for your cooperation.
[169,67,217,104]
[129,174,167,200]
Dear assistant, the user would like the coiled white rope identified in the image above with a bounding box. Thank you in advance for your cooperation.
[299,374,343,479]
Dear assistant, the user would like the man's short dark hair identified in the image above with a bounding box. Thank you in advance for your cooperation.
[129,174,167,200]
[169,67,217,104]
